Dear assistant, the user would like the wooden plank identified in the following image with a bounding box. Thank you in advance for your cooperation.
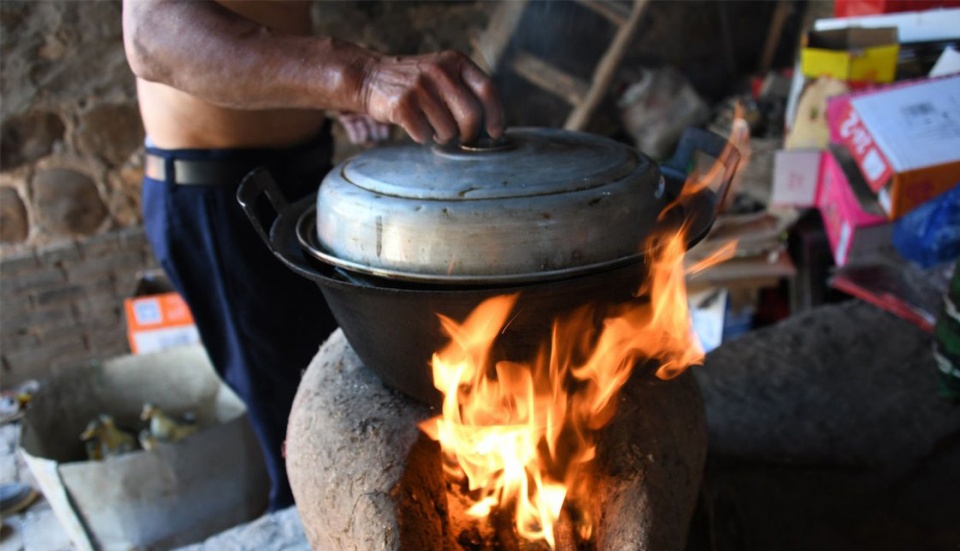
[470,0,529,73]
[759,1,794,74]
[564,0,650,131]
[574,0,631,27]
[509,50,589,107]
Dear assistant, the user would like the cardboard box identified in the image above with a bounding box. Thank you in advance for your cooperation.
[124,270,200,354]
[800,27,899,84]
[772,149,824,207]
[19,345,269,551]
[826,74,960,218]
[817,148,895,266]
[834,0,960,18]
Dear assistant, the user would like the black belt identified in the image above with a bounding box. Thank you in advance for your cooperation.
[144,140,332,186]
[144,154,260,186]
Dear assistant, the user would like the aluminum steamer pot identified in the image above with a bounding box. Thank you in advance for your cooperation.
[239,127,739,405]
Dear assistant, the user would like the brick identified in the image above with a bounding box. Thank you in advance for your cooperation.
[37,239,81,264]
[74,291,125,320]
[0,266,67,295]
[31,282,86,307]
[117,225,149,249]
[0,292,31,320]
[78,231,121,257]
[0,331,40,354]
[41,314,113,344]
[65,250,146,282]
[0,305,75,336]
[5,334,86,368]
[0,248,38,275]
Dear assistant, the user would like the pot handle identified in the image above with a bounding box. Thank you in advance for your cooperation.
[659,127,741,212]
[237,167,289,251]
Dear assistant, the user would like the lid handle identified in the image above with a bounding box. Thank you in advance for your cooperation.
[458,126,515,152]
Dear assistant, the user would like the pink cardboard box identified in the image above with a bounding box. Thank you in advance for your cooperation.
[817,148,895,266]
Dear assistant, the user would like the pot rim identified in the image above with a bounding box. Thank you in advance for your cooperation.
[298,189,716,285]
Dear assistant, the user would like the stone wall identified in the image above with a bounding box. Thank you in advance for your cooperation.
[0,1,149,387]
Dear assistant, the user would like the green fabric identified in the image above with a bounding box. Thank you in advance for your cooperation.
[934,257,960,401]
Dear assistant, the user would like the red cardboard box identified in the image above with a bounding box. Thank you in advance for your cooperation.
[826,74,960,219]
[835,0,960,17]
[817,148,895,266]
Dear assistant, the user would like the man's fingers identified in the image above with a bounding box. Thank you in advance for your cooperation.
[460,61,504,139]
[361,50,504,145]
[414,85,460,144]
[397,102,436,144]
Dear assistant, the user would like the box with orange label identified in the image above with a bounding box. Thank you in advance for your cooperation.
[827,74,960,219]
[124,270,200,354]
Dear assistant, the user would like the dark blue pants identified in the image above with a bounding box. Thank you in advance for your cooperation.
[142,127,338,511]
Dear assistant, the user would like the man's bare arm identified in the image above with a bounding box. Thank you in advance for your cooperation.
[122,0,503,143]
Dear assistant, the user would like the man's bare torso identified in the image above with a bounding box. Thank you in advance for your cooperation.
[137,1,327,149]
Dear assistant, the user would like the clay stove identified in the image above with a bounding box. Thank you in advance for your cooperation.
[286,331,707,551]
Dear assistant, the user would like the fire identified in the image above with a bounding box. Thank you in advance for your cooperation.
[420,121,745,548]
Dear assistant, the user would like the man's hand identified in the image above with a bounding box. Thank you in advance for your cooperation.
[359,50,504,145]
[336,112,391,145]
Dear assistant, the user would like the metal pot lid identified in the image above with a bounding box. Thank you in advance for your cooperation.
[315,127,671,283]
[341,127,641,200]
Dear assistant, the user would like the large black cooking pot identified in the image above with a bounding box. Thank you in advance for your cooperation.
[238,127,738,406]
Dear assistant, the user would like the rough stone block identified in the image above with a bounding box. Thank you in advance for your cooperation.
[0,110,66,170]
[0,185,29,243]
[75,102,144,165]
[32,167,108,237]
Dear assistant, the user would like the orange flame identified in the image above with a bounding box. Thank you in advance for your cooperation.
[420,116,746,548]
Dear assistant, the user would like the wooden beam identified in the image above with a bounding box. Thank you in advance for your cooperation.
[564,0,650,131]
[509,50,590,107]
[759,1,793,74]
[573,0,631,27]
[471,0,529,73]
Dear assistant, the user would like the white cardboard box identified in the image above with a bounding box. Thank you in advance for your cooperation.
[772,149,823,207]
[19,345,269,551]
